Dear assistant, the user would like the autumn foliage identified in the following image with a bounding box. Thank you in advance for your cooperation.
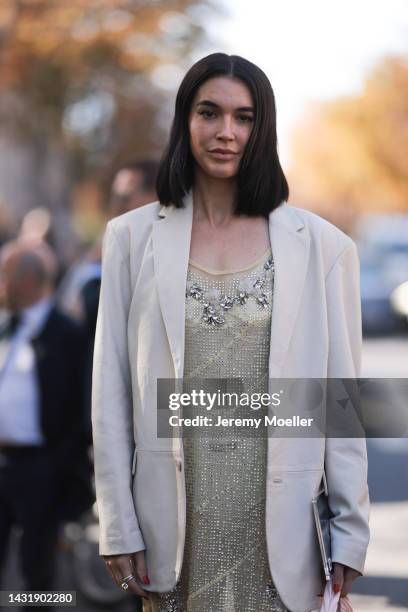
[288,55,408,228]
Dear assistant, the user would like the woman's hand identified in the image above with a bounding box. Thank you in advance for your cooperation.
[332,562,361,597]
[103,550,150,599]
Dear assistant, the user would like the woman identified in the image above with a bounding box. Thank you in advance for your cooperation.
[91,53,370,612]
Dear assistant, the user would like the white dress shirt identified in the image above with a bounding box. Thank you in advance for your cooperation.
[0,297,54,446]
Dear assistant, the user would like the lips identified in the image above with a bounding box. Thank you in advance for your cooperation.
[210,149,237,155]
[209,149,238,160]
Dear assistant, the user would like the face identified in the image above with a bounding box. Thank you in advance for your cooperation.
[109,169,147,217]
[188,76,255,180]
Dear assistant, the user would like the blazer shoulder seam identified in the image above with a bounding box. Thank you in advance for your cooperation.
[107,221,130,271]
[325,240,356,282]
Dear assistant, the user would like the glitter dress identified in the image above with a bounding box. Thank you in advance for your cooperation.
[148,248,289,612]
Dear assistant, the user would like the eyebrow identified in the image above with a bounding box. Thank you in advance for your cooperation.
[196,100,254,113]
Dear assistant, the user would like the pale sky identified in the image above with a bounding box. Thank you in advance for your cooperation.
[192,0,408,165]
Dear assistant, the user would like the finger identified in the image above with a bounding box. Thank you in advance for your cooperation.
[106,556,129,587]
[340,580,352,597]
[104,557,117,584]
[117,555,136,582]
[339,595,354,611]
[117,557,149,599]
[340,570,360,598]
[108,556,133,587]
[103,555,149,599]
[331,563,344,594]
[124,577,150,599]
[133,550,149,585]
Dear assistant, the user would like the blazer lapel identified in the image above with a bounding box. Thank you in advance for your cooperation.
[268,204,310,377]
[152,190,193,378]
[152,192,310,379]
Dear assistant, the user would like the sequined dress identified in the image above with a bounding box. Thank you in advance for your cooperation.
[148,248,289,612]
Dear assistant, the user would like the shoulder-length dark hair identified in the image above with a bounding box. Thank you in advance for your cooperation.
[156,53,289,217]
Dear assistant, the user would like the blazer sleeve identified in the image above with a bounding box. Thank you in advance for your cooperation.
[91,220,146,555]
[324,240,370,574]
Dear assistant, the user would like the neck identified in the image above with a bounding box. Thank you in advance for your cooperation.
[192,171,237,227]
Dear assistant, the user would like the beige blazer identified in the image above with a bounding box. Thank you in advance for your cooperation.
[91,190,370,612]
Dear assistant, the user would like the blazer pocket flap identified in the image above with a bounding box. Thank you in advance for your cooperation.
[322,469,328,496]
[131,448,137,476]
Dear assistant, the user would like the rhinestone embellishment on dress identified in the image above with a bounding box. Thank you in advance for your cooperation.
[186,256,274,326]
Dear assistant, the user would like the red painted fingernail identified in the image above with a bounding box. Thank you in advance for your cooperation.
[333,583,341,593]
[143,575,150,585]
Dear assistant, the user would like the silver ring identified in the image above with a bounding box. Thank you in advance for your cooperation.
[120,574,135,590]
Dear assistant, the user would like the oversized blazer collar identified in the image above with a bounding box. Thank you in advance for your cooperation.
[152,190,310,379]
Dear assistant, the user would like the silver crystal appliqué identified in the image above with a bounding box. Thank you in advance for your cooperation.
[188,282,203,300]
[202,303,225,326]
[220,294,235,310]
[186,253,274,327]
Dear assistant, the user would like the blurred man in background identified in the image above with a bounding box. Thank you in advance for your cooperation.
[0,240,93,593]
[50,159,158,612]
[81,158,159,337]
[57,160,159,432]
[108,159,159,219]
[57,159,159,332]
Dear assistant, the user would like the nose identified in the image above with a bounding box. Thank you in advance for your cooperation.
[216,115,235,141]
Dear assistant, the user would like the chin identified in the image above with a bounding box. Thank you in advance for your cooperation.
[203,162,238,180]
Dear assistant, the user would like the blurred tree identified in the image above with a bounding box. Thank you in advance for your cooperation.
[0,0,220,258]
[287,55,408,231]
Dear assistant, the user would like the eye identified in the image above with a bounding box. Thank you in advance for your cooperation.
[238,115,253,123]
[198,110,216,119]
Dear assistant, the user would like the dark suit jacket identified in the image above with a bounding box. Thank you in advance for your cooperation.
[29,305,95,521]
[80,275,102,418]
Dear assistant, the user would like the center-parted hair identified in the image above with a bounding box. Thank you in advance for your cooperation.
[156,52,289,217]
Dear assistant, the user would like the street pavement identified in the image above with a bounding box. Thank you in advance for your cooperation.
[347,336,408,611]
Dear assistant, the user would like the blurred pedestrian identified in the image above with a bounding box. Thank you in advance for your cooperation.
[56,161,157,611]
[57,160,159,441]
[108,159,159,219]
[57,159,159,335]
[0,239,93,594]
